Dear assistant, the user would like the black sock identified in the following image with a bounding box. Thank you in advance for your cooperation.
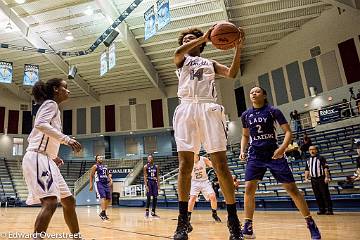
[101,210,105,215]
[226,203,238,220]
[146,195,151,209]
[152,197,157,212]
[188,211,192,221]
[212,209,217,215]
[179,201,188,217]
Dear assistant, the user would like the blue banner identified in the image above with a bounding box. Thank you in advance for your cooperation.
[157,0,170,30]
[23,64,39,86]
[108,43,116,70]
[318,106,341,124]
[0,61,13,84]
[144,6,156,40]
[100,52,108,76]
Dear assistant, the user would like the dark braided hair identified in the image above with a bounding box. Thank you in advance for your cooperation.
[178,27,206,53]
[32,78,64,104]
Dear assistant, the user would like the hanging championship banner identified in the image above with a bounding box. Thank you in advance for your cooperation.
[23,64,39,86]
[108,43,116,70]
[157,0,170,30]
[144,6,156,40]
[100,51,108,76]
[0,61,13,84]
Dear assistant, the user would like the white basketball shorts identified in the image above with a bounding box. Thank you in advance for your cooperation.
[190,180,215,200]
[22,151,72,205]
[173,102,227,153]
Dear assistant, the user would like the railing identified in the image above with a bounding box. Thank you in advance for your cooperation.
[161,168,179,194]
[2,158,17,198]
[289,99,359,131]
[123,184,146,197]
[73,170,91,196]
[317,99,359,121]
[73,159,141,196]
[121,167,179,198]
[0,177,4,197]
[124,159,144,186]
[161,168,179,183]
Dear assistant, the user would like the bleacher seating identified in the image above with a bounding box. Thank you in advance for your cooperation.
[153,124,360,210]
[0,157,18,206]
[2,123,360,210]
[133,155,179,185]
[6,159,97,201]
[7,158,141,201]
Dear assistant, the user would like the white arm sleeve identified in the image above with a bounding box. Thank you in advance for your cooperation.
[34,101,70,144]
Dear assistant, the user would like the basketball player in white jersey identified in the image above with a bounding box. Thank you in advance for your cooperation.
[22,79,82,239]
[188,153,221,228]
[173,26,245,240]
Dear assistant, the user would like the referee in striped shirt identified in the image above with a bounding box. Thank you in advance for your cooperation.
[305,145,333,215]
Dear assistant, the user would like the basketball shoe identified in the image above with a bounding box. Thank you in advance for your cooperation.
[212,213,222,223]
[99,211,107,221]
[188,221,193,233]
[228,216,244,240]
[151,211,160,219]
[242,220,255,239]
[144,210,150,219]
[174,215,191,240]
[307,217,321,240]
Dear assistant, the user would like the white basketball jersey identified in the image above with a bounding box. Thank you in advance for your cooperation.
[26,100,70,159]
[176,55,217,100]
[191,156,209,181]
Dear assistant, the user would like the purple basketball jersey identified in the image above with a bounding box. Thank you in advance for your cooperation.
[146,164,158,181]
[96,164,109,183]
[241,104,287,153]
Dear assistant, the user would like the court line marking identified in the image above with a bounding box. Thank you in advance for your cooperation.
[86,224,173,239]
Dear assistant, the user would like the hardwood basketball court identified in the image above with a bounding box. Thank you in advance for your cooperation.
[1,207,359,239]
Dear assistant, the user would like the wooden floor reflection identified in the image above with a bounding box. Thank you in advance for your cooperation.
[1,207,359,239]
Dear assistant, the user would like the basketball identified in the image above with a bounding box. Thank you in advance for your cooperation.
[210,22,240,50]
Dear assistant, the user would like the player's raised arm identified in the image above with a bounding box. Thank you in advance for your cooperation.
[174,27,213,68]
[213,28,245,79]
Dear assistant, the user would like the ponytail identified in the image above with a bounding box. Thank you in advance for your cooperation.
[31,78,64,104]
[32,81,47,104]
[259,87,268,104]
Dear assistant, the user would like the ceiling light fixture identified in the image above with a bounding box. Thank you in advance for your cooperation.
[65,33,74,41]
[309,86,317,98]
[65,9,74,41]
[15,0,26,4]
[5,22,12,31]
[5,9,12,32]
[84,7,93,16]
